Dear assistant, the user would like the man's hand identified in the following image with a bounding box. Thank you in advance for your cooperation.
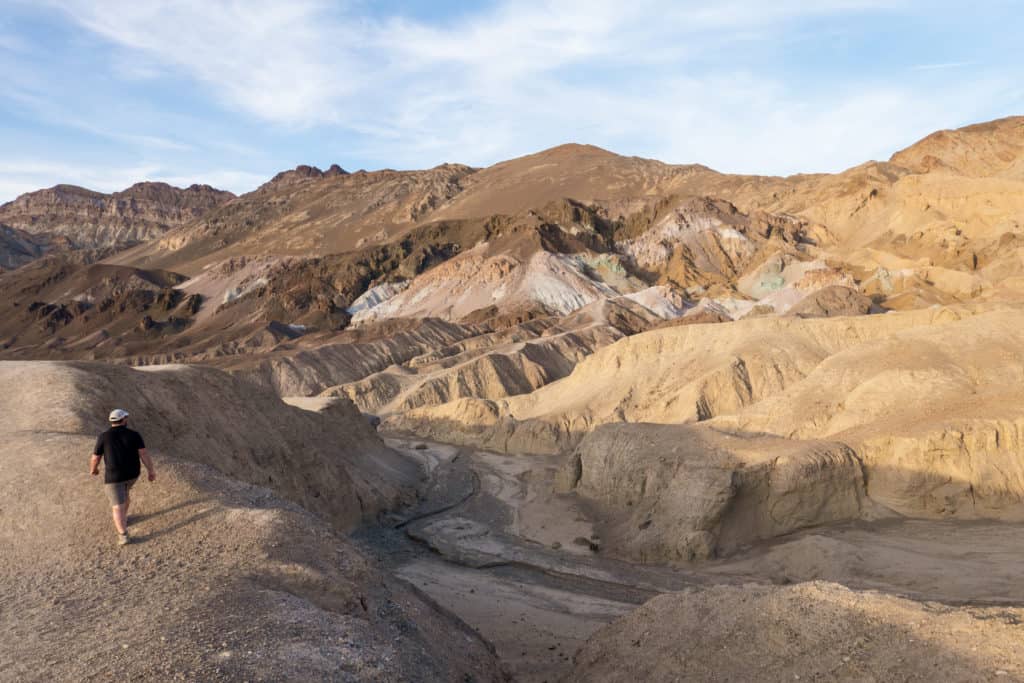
[140,448,156,483]
[90,466,99,477]
[89,454,102,477]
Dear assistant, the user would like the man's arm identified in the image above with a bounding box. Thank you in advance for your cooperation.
[139,448,156,482]
[91,434,103,476]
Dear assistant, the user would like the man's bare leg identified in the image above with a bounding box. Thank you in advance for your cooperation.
[112,504,127,535]
[124,490,131,525]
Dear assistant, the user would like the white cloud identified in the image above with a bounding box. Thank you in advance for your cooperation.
[154,169,266,193]
[48,1,905,126]
[48,0,362,124]
[17,0,1016,186]
[911,61,975,71]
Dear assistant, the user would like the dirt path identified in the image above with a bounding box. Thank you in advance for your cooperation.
[360,438,1024,682]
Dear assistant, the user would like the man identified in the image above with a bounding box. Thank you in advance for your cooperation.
[90,409,156,546]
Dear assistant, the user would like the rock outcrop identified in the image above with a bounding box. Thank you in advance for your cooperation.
[562,423,869,561]
[0,223,52,270]
[786,284,874,318]
[0,182,233,249]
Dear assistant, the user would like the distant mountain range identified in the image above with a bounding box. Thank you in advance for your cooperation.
[0,116,1021,368]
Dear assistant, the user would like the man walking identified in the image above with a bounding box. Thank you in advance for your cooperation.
[90,409,155,546]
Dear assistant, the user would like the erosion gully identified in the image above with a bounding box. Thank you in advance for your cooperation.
[352,438,1024,683]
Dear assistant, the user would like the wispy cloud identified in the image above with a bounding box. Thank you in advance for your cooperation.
[49,1,904,129]
[7,86,194,152]
[911,61,976,71]
[1,0,1018,201]
[47,0,362,125]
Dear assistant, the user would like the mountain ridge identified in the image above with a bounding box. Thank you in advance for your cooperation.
[0,114,1020,368]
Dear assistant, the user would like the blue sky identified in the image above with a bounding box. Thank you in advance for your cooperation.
[1,0,1022,201]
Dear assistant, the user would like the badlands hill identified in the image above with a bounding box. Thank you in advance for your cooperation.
[2,117,1021,372]
[4,115,1024,680]
[0,361,504,681]
[387,303,1024,558]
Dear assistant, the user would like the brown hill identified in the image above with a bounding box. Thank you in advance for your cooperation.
[430,143,717,220]
[890,116,1024,177]
[0,181,234,251]
[111,164,477,274]
[1,115,1022,378]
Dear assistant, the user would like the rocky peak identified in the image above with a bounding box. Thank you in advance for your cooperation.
[263,164,349,189]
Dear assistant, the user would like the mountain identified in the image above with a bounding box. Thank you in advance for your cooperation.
[110,163,476,274]
[0,116,1021,370]
[428,143,716,219]
[0,182,234,263]
[4,115,1024,681]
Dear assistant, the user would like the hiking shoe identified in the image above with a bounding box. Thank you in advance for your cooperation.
[118,533,130,546]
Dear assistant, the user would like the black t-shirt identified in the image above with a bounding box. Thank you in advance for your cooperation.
[93,426,146,484]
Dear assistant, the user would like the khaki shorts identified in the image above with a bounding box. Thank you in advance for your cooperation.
[105,478,137,506]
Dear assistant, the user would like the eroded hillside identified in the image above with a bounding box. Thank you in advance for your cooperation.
[0,362,505,681]
[5,115,1024,682]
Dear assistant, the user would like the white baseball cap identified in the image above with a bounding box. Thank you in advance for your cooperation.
[108,408,130,422]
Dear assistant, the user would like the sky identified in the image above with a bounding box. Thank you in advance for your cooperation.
[1,0,1022,201]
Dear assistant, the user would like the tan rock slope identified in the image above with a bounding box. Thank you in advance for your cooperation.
[0,361,419,529]
[386,305,997,450]
[568,582,1024,682]
[0,360,505,681]
[388,303,1024,562]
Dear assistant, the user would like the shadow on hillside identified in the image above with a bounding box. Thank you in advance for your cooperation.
[130,497,218,543]
[129,496,212,525]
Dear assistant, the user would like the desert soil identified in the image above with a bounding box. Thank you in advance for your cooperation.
[0,432,504,683]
